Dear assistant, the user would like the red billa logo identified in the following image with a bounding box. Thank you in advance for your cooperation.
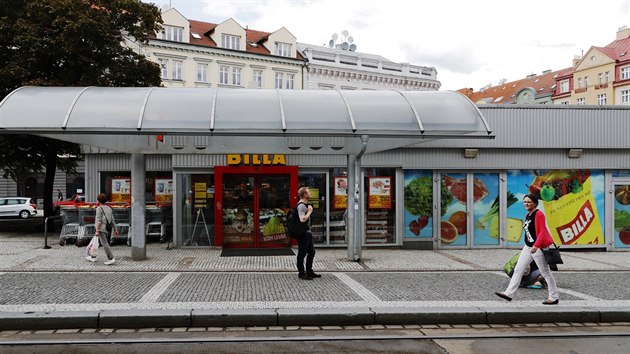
[555,200,594,244]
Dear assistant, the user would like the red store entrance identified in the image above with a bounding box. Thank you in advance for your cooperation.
[215,166,298,249]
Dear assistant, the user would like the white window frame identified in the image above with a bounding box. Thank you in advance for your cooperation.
[222,34,240,50]
[560,80,569,93]
[162,25,183,42]
[275,72,284,89]
[584,76,589,87]
[605,71,610,82]
[621,89,630,104]
[275,42,291,57]
[158,58,168,79]
[598,73,603,84]
[577,78,583,88]
[253,70,262,88]
[285,74,294,89]
[576,97,585,105]
[232,67,241,86]
[220,66,229,84]
[622,67,630,80]
[597,94,606,105]
[196,63,208,82]
[172,60,183,80]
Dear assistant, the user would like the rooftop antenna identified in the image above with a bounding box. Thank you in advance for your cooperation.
[329,30,357,51]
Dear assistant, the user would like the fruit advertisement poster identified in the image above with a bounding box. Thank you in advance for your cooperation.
[368,177,391,209]
[403,170,433,238]
[613,184,630,248]
[110,178,131,203]
[154,178,173,203]
[334,177,347,209]
[439,173,499,246]
[506,170,605,246]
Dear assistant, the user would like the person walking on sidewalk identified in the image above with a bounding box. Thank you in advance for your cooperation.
[296,187,320,280]
[87,193,117,265]
[496,194,559,304]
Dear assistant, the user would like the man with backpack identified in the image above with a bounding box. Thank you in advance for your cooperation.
[295,187,320,280]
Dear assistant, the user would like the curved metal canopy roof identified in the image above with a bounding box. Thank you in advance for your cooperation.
[0,87,493,154]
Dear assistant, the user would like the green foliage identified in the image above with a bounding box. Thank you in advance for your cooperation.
[0,0,163,216]
[404,177,452,217]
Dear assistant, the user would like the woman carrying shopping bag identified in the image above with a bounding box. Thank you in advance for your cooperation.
[86,193,118,265]
[495,194,559,304]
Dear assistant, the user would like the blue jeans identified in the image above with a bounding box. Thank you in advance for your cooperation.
[296,231,316,275]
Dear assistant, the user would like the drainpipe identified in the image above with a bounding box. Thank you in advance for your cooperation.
[347,135,369,261]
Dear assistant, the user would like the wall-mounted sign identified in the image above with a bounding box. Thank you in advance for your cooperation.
[155,178,173,203]
[111,178,131,203]
[368,176,392,209]
[227,154,286,166]
[334,177,347,209]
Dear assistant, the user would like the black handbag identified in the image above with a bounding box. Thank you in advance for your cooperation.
[543,243,563,266]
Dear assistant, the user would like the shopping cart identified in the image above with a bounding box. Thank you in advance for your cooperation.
[58,207,80,246]
[76,207,96,247]
[145,206,165,242]
[111,206,130,245]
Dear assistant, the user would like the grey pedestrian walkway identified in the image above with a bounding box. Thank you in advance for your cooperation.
[0,232,629,330]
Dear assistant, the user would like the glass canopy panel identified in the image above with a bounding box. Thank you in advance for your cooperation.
[406,91,488,133]
[0,87,85,130]
[280,90,353,132]
[142,88,214,131]
[65,87,149,131]
[213,89,282,131]
[341,90,420,133]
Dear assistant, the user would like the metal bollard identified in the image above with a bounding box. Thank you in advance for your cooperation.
[43,215,62,249]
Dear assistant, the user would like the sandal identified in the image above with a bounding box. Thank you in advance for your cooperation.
[495,292,512,301]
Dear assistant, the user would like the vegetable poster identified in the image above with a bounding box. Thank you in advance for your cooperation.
[403,170,433,238]
[368,177,391,209]
[614,184,630,248]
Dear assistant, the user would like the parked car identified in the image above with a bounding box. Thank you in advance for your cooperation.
[53,194,86,214]
[0,197,38,219]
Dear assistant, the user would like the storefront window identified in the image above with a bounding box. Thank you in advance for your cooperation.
[178,173,215,246]
[612,170,630,178]
[613,184,630,249]
[364,168,396,244]
[299,172,327,244]
[328,168,347,245]
[403,170,433,239]
[506,170,605,246]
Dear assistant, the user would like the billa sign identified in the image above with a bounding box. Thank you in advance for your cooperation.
[227,154,286,166]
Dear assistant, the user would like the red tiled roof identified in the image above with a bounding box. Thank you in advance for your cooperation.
[459,67,572,104]
[604,36,630,61]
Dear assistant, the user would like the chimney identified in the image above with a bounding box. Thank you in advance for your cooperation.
[572,55,582,67]
[617,25,630,40]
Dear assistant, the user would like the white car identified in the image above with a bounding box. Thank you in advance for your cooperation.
[0,197,38,219]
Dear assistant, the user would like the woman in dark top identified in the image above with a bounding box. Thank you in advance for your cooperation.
[496,194,559,304]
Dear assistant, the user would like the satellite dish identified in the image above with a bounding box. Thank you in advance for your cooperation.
[341,30,349,37]
[332,33,338,40]
[347,36,354,43]
[329,39,335,48]
[342,42,349,50]
[349,44,357,52]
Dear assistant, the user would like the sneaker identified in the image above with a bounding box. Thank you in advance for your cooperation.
[104,258,116,265]
[86,256,96,263]
[307,272,322,278]
[298,274,313,280]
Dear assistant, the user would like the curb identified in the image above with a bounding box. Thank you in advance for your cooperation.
[1,307,629,330]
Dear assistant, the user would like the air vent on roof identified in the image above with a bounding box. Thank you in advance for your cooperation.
[621,52,627,57]
[553,74,559,78]
[191,33,201,39]
[534,79,540,83]
[248,41,258,47]
[493,96,503,103]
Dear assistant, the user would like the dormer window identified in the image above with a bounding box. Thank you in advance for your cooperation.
[162,25,183,42]
[222,34,240,50]
[275,42,291,57]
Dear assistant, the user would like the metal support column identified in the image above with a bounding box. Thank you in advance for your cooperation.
[130,153,146,260]
[347,135,369,261]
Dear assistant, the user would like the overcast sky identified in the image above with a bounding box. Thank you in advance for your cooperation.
[143,0,630,91]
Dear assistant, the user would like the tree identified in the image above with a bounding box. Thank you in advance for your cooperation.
[0,0,162,220]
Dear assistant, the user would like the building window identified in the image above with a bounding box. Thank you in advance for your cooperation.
[605,71,610,82]
[584,76,589,87]
[196,63,208,82]
[274,72,283,89]
[560,101,569,105]
[621,89,630,104]
[222,34,240,50]
[158,58,168,79]
[576,98,585,105]
[577,78,582,88]
[560,80,569,93]
[220,66,229,84]
[231,67,241,86]
[622,67,630,80]
[285,74,294,89]
[253,70,262,88]
[598,73,603,84]
[172,60,183,80]
[275,42,291,57]
[597,94,606,105]
[162,25,183,42]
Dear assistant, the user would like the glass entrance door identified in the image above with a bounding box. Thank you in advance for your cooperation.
[613,183,630,249]
[215,166,298,248]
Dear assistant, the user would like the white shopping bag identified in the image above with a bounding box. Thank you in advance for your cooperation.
[86,235,99,258]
